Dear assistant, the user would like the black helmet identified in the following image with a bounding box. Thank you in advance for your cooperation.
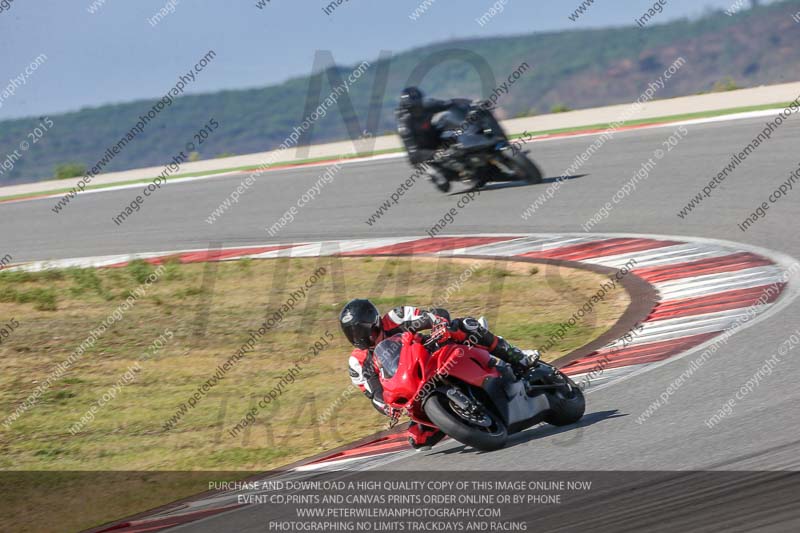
[340,299,382,349]
[399,86,423,109]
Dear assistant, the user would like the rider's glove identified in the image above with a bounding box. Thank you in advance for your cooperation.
[428,315,452,344]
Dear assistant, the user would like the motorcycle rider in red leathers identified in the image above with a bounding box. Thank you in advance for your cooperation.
[341,298,538,450]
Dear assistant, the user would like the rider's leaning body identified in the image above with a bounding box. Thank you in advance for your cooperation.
[340,299,537,450]
[395,86,456,166]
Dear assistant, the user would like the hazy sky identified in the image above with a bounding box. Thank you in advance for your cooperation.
[0,0,776,120]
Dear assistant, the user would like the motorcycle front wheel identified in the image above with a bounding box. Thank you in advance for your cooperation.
[423,391,507,451]
[507,152,543,184]
[426,166,452,193]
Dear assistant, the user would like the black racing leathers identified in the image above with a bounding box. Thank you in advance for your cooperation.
[395,98,456,165]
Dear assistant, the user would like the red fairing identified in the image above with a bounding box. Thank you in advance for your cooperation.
[379,333,429,407]
[377,332,501,425]
[434,343,499,388]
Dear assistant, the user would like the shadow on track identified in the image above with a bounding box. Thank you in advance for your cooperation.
[427,409,625,456]
[445,174,588,196]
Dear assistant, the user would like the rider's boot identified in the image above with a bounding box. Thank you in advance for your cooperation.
[452,318,540,375]
[490,357,517,385]
[407,423,446,451]
[492,337,540,375]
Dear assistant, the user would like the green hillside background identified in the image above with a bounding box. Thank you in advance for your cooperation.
[1,0,799,184]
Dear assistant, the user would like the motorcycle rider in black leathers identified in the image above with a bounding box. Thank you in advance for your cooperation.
[340,299,538,450]
[395,86,459,189]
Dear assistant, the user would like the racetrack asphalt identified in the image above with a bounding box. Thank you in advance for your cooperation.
[5,115,800,529]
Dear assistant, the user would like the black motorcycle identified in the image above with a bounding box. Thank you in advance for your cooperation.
[426,99,543,192]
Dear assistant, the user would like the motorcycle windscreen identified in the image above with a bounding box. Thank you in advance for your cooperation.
[375,337,402,379]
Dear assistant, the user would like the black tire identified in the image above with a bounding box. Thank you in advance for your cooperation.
[433,179,451,193]
[508,152,543,184]
[544,378,585,426]
[423,392,507,451]
[465,177,487,190]
[427,166,452,193]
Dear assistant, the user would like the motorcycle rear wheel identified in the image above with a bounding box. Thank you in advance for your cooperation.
[423,391,507,451]
[544,374,585,426]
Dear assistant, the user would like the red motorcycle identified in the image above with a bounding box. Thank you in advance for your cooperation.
[375,319,585,451]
